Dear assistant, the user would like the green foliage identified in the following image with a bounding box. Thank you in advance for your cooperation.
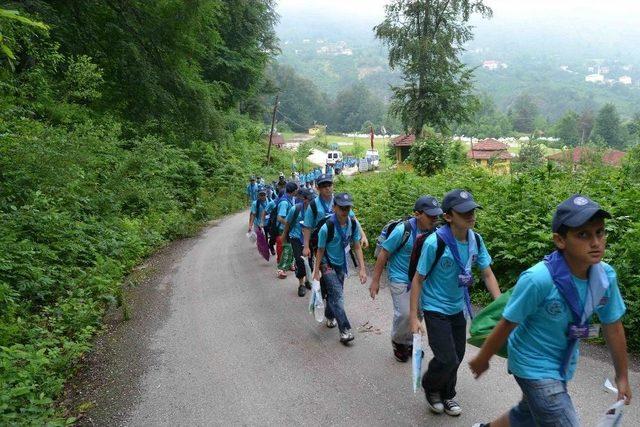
[408,130,449,175]
[514,140,546,172]
[593,103,625,149]
[554,110,581,146]
[509,93,538,133]
[331,83,385,132]
[339,164,640,350]
[375,0,492,135]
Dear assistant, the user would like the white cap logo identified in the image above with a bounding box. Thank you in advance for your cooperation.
[574,196,589,206]
[460,191,469,199]
[432,200,438,206]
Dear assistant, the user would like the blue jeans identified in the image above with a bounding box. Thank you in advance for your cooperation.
[320,264,351,332]
[510,377,580,427]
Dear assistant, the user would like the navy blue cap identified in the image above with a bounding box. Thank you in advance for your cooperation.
[285,181,298,193]
[333,192,354,207]
[250,176,256,181]
[414,195,444,216]
[258,188,267,195]
[552,195,611,232]
[442,189,481,213]
[316,173,333,185]
[297,187,314,200]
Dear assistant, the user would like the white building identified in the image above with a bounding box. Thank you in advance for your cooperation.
[619,76,633,85]
[585,74,604,83]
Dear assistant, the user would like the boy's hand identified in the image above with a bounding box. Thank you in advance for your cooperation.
[616,376,632,404]
[410,316,425,335]
[303,246,310,257]
[359,268,367,285]
[469,355,490,379]
[369,279,380,299]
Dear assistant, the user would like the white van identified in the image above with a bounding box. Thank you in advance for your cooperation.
[326,150,343,166]
[365,149,380,169]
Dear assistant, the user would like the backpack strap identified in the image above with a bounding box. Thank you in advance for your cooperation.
[425,234,447,278]
[310,200,318,223]
[398,219,414,250]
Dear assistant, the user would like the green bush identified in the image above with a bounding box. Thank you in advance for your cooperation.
[339,165,640,351]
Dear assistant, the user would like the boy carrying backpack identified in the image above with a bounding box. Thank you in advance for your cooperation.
[274,182,298,279]
[409,189,501,417]
[370,196,442,362]
[312,193,367,344]
[469,195,631,427]
[282,187,315,297]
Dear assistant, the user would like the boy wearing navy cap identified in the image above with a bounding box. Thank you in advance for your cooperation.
[283,187,315,297]
[469,195,631,427]
[370,195,443,362]
[312,193,367,344]
[409,189,501,417]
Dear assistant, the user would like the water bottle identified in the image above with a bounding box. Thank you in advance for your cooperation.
[314,296,325,323]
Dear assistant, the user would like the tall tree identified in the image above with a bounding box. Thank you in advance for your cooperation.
[332,82,385,132]
[375,0,492,136]
[554,110,580,146]
[593,103,624,148]
[509,93,538,133]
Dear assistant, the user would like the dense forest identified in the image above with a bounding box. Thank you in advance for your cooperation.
[0,1,290,423]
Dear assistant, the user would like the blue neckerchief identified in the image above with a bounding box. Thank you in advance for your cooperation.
[408,217,418,243]
[543,250,610,378]
[318,196,332,216]
[330,214,352,273]
[256,200,265,225]
[436,225,478,318]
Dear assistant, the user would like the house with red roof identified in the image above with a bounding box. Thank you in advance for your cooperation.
[391,134,416,163]
[468,138,512,173]
[266,132,285,148]
[546,147,626,168]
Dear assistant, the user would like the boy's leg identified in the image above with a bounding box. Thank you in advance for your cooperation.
[389,282,413,358]
[319,267,336,321]
[290,239,306,282]
[321,265,351,332]
[421,311,461,396]
[275,234,284,263]
[511,377,580,427]
[442,311,467,399]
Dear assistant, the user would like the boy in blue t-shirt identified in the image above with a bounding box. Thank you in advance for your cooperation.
[248,189,268,233]
[409,189,501,417]
[275,182,298,279]
[282,187,315,297]
[312,193,367,344]
[246,176,258,204]
[369,196,442,362]
[469,195,631,427]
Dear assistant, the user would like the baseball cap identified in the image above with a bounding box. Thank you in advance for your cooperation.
[285,181,298,193]
[334,192,354,207]
[297,187,314,200]
[250,176,256,181]
[258,188,267,196]
[442,189,481,213]
[552,195,611,232]
[414,195,444,216]
[316,173,333,186]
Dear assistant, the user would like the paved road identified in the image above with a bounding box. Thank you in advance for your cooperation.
[79,211,639,426]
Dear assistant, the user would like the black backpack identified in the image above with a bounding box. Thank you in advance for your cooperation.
[267,197,291,237]
[374,218,413,258]
[407,230,481,289]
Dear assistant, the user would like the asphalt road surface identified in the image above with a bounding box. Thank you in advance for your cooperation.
[76,211,639,426]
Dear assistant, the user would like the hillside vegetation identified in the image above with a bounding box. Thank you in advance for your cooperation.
[0,2,286,424]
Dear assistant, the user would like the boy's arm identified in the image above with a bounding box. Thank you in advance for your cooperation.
[481,266,502,299]
[603,320,632,404]
[469,318,518,378]
[370,249,389,299]
[248,213,255,232]
[353,242,367,284]
[282,222,291,243]
[409,273,426,334]
[313,247,325,281]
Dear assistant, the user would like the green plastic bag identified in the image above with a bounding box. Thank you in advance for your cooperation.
[277,243,294,271]
[467,287,514,358]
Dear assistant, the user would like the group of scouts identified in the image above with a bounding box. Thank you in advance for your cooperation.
[246,173,632,426]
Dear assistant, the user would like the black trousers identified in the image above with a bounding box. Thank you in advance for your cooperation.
[289,238,308,280]
[421,310,467,400]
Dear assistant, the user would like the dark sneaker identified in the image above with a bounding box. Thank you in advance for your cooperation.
[304,281,312,290]
[297,284,306,297]
[326,318,337,328]
[392,342,409,363]
[426,392,444,414]
[472,423,490,427]
[340,330,354,344]
[443,399,462,416]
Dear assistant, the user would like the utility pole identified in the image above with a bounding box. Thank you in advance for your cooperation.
[266,94,279,165]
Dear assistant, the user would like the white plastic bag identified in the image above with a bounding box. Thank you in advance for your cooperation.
[596,378,626,427]
[246,230,257,243]
[412,333,423,393]
[311,280,324,323]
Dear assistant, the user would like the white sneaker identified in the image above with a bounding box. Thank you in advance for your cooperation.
[325,318,337,328]
[443,399,462,416]
[339,330,354,343]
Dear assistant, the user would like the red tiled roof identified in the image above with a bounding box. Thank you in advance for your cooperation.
[547,147,626,166]
[471,138,509,151]
[392,134,416,147]
[267,133,285,147]
[467,150,512,160]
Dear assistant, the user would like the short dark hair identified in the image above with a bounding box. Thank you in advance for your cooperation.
[556,224,570,237]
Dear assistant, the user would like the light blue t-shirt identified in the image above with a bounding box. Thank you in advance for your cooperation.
[416,231,492,315]
[246,183,258,201]
[503,261,626,381]
[381,219,422,285]
[303,196,356,230]
[318,218,361,268]
[250,199,267,227]
[276,196,294,233]
[285,203,305,242]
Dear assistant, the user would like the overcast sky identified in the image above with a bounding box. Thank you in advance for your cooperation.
[276,0,640,27]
